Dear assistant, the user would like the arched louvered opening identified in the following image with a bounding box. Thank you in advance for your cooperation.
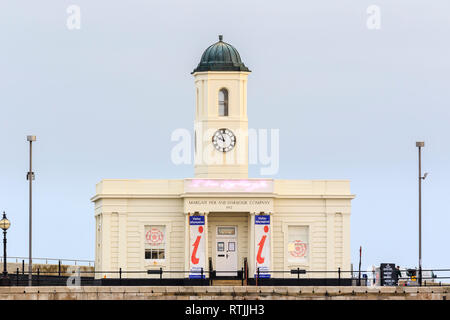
[218,88,228,116]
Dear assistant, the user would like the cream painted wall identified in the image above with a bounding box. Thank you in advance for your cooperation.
[92,179,353,279]
[193,72,250,178]
[273,198,352,279]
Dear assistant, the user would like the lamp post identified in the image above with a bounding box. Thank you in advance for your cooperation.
[416,141,427,286]
[27,135,36,286]
[0,212,11,286]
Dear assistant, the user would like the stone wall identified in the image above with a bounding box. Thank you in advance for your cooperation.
[0,286,447,300]
[5,262,94,277]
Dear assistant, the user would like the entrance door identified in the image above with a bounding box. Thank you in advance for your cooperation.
[216,226,238,277]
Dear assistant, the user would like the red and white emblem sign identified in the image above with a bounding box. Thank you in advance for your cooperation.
[146,228,164,246]
[290,240,307,258]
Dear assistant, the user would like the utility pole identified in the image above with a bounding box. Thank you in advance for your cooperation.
[416,141,427,286]
[358,246,362,286]
[27,135,36,286]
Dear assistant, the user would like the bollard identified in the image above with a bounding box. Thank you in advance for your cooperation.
[22,260,25,275]
[58,260,61,276]
[16,268,19,286]
[338,267,341,286]
[160,267,163,282]
[419,267,422,287]
[208,257,213,286]
[256,267,260,287]
[244,259,248,284]
[241,267,244,286]
[119,268,122,285]
[37,268,40,286]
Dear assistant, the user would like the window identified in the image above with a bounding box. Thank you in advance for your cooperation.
[287,226,309,263]
[218,88,228,116]
[145,226,166,260]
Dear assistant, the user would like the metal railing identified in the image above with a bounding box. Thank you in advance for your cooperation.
[3,265,450,287]
[0,256,94,267]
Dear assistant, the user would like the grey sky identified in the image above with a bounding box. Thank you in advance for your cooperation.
[0,1,449,271]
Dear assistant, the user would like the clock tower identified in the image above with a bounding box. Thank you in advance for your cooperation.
[192,35,251,178]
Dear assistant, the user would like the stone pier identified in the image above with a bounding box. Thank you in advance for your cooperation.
[0,286,447,300]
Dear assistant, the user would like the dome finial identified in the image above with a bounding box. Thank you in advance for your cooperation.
[192,36,251,73]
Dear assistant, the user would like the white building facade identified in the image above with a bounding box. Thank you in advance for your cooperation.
[92,36,354,281]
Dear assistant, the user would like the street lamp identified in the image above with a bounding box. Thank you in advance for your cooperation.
[416,141,428,286]
[0,212,11,286]
[27,135,36,286]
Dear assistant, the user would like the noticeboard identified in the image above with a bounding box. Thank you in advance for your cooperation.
[380,263,398,286]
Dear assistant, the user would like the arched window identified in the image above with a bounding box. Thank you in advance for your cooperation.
[218,89,228,116]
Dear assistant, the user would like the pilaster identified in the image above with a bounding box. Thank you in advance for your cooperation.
[118,211,127,277]
[203,212,209,277]
[101,212,112,278]
[325,200,336,274]
[249,212,256,277]
[184,212,190,274]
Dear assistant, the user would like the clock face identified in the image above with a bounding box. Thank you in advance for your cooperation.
[212,128,236,152]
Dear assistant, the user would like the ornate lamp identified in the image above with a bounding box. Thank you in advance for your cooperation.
[0,212,10,285]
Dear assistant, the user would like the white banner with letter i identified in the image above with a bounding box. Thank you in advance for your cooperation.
[255,215,271,278]
[189,215,205,279]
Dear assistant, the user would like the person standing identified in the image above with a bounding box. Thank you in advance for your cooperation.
[395,266,402,285]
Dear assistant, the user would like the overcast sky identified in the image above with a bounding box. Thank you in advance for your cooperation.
[0,1,449,272]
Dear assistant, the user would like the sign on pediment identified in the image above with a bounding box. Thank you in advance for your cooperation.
[184,198,273,213]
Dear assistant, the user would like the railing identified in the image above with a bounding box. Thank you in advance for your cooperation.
[3,266,450,287]
[0,256,94,267]
[356,268,450,287]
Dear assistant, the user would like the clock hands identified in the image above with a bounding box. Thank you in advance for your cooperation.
[213,129,235,152]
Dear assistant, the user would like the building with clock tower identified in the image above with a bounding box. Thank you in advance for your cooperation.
[193,35,250,179]
[92,36,354,284]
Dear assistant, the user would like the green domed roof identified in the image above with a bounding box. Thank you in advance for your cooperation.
[192,35,251,73]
